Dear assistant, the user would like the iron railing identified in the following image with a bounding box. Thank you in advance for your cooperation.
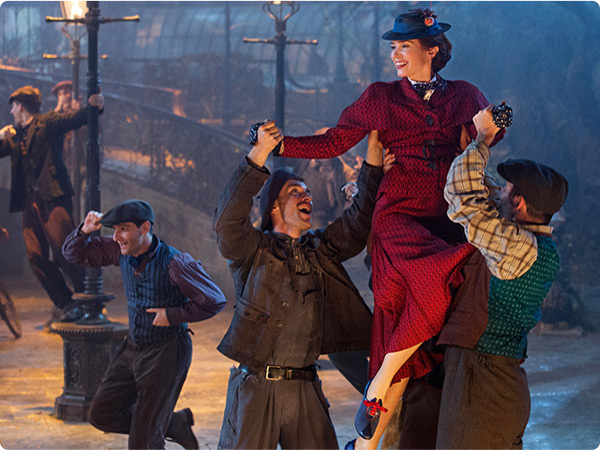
[0,68,247,216]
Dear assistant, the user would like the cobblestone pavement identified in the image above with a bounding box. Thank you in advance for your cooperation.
[0,275,599,450]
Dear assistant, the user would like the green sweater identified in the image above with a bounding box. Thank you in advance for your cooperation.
[476,235,559,359]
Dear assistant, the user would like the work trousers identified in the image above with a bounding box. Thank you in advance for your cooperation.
[21,195,83,309]
[395,366,444,449]
[436,346,530,449]
[218,366,338,449]
[89,333,193,449]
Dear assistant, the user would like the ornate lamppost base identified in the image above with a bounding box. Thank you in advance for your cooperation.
[51,319,128,422]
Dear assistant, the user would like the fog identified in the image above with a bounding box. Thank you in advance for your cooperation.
[0,1,599,327]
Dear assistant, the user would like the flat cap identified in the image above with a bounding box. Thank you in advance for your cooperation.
[100,199,155,227]
[9,85,42,108]
[497,159,568,215]
[51,80,73,96]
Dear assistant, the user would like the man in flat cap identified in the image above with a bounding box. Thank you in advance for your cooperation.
[0,85,103,326]
[435,106,569,449]
[62,199,227,449]
[52,80,78,113]
[212,121,393,449]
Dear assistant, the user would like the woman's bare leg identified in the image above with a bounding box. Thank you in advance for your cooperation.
[367,343,421,400]
[354,342,422,450]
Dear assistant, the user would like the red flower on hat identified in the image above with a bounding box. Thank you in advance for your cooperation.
[422,8,437,27]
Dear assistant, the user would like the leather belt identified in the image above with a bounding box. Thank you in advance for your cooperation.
[239,364,317,382]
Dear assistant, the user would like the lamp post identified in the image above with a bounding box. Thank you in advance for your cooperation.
[244,1,317,132]
[44,1,86,226]
[45,1,139,422]
[44,1,108,224]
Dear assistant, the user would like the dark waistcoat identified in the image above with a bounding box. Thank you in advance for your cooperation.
[120,240,187,345]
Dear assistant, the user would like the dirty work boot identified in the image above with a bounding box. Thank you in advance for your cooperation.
[166,408,199,449]
[41,306,65,332]
[57,305,83,323]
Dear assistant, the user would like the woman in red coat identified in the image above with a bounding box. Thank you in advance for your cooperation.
[278,8,503,449]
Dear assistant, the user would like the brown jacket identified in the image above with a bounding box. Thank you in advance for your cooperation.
[212,157,382,373]
[0,107,92,212]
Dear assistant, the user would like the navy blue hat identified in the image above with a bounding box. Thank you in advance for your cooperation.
[259,168,301,231]
[382,9,451,41]
[100,199,155,227]
[497,159,568,215]
[8,85,42,109]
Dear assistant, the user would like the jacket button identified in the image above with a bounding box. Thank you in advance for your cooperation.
[276,320,283,327]
[426,115,434,126]
[282,302,289,308]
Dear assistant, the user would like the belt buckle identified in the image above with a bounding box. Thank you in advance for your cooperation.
[265,365,284,381]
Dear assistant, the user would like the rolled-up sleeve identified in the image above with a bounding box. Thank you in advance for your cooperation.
[166,252,227,324]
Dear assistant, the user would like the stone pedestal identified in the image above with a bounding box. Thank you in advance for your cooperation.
[51,294,128,422]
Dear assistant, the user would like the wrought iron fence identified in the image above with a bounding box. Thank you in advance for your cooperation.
[0,68,247,216]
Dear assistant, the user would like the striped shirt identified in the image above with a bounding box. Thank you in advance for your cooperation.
[444,140,553,280]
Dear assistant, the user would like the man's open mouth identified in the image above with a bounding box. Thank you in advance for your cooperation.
[298,203,312,215]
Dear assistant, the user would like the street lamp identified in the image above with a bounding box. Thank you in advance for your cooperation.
[60,0,86,20]
[244,1,317,132]
[43,1,91,224]
[47,1,138,304]
[45,1,139,422]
